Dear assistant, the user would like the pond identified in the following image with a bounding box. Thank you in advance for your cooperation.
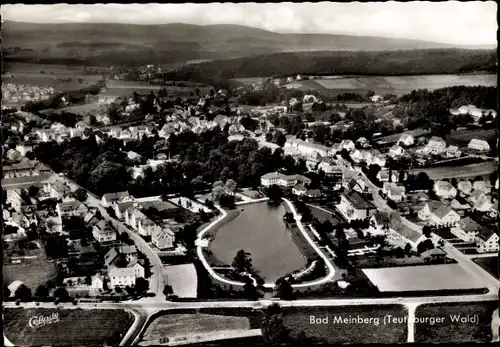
[209,202,307,283]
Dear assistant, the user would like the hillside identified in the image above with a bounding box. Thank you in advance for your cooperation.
[164,49,498,79]
[2,21,494,66]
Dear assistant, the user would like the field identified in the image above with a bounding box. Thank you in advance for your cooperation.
[472,256,498,278]
[409,161,497,180]
[234,77,270,85]
[139,313,252,345]
[414,301,498,343]
[308,205,343,226]
[315,74,496,95]
[163,264,198,298]
[446,129,498,147]
[362,264,488,292]
[52,102,108,116]
[4,308,135,346]
[282,305,408,344]
[3,247,57,290]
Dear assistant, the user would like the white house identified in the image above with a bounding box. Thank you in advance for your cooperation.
[356,137,369,148]
[260,172,311,188]
[284,138,333,158]
[108,261,145,288]
[92,220,117,243]
[151,227,175,250]
[339,139,355,151]
[446,145,462,158]
[476,228,499,253]
[425,136,447,155]
[433,181,457,199]
[317,162,343,178]
[474,194,496,215]
[428,205,460,226]
[337,190,376,221]
[367,211,390,236]
[398,134,414,146]
[102,191,132,207]
[383,182,406,202]
[468,139,490,151]
[388,145,405,158]
[91,274,105,290]
[457,180,473,195]
[371,95,383,103]
[350,149,365,163]
[451,217,482,242]
[377,170,399,183]
[472,180,492,194]
[56,201,89,217]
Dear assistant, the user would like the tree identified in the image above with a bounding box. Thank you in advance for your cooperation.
[35,285,49,298]
[224,179,238,194]
[28,185,40,197]
[267,185,283,202]
[4,283,11,298]
[232,250,253,274]
[422,225,432,238]
[275,277,294,300]
[261,313,290,344]
[135,277,149,294]
[404,243,412,254]
[211,185,225,201]
[243,282,259,299]
[85,275,92,285]
[265,132,273,142]
[15,284,32,301]
[73,188,88,202]
[53,287,70,301]
[273,131,286,147]
[163,285,174,297]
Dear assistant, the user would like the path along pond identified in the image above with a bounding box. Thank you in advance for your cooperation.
[208,202,307,283]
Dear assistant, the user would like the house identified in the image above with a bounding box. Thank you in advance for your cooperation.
[337,190,376,221]
[476,228,499,253]
[348,178,367,193]
[371,95,383,103]
[114,201,134,220]
[339,139,355,151]
[418,201,444,221]
[450,198,471,211]
[367,211,391,236]
[420,248,447,262]
[433,181,457,199]
[377,170,398,183]
[16,143,34,156]
[127,151,142,161]
[6,148,22,161]
[91,274,105,290]
[101,191,132,207]
[284,138,333,157]
[104,245,137,266]
[383,182,406,202]
[350,149,365,163]
[446,145,461,158]
[292,184,308,196]
[468,139,490,151]
[451,217,482,242]
[429,205,460,226]
[389,213,426,248]
[108,261,145,288]
[388,145,405,158]
[468,190,485,205]
[457,180,473,195]
[356,137,369,148]
[425,136,447,155]
[472,180,491,194]
[151,227,175,250]
[92,220,117,243]
[124,208,161,237]
[398,134,414,146]
[317,162,342,178]
[50,122,68,132]
[474,194,496,215]
[7,281,25,297]
[56,201,89,217]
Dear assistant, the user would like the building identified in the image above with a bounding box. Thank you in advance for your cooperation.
[151,227,175,250]
[104,245,138,267]
[317,162,343,178]
[56,201,89,217]
[476,228,499,253]
[284,138,333,157]
[420,248,447,262]
[101,191,132,207]
[339,139,355,151]
[371,95,383,103]
[450,198,471,211]
[124,208,161,237]
[388,145,405,158]
[389,213,426,248]
[114,201,135,220]
[427,205,460,226]
[356,137,369,148]
[367,211,390,236]
[350,149,365,163]
[473,194,496,215]
[446,145,462,158]
[451,217,482,242]
[337,191,376,221]
[108,261,145,288]
[433,181,457,199]
[425,136,447,155]
[468,139,490,152]
[383,182,406,202]
[398,134,414,146]
[92,220,117,243]
[91,274,105,290]
[472,180,492,194]
[261,172,311,188]
[377,170,398,183]
[457,180,473,195]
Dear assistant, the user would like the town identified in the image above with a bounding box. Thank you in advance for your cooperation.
[2,3,499,347]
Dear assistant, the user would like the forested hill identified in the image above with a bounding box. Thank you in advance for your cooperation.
[167,49,498,79]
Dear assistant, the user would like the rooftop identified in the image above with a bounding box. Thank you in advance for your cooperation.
[343,191,375,210]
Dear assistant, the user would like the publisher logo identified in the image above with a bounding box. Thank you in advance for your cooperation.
[28,313,60,328]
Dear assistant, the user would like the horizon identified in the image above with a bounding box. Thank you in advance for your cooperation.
[1,2,497,46]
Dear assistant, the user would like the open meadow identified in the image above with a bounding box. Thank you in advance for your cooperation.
[4,308,135,346]
[415,301,498,343]
[409,161,497,180]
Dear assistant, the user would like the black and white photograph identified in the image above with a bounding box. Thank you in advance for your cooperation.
[1,2,499,346]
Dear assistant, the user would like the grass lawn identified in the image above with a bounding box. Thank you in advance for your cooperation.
[415,301,498,343]
[4,308,134,346]
[473,256,498,278]
[3,249,57,290]
[446,129,498,146]
[282,305,408,344]
[409,161,497,180]
[433,228,456,240]
[140,313,251,345]
[308,205,342,226]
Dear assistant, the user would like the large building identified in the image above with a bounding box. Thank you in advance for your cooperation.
[261,172,311,188]
[337,191,376,221]
[284,138,334,158]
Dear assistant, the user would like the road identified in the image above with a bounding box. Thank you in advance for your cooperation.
[48,174,166,301]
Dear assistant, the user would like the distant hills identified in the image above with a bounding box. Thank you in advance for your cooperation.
[2,20,496,67]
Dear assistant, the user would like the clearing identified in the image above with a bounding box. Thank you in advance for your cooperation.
[3,308,134,346]
[163,263,198,298]
[282,305,408,344]
[409,161,497,180]
[362,264,488,292]
[415,301,498,343]
[472,256,498,279]
[446,129,498,147]
[139,313,252,345]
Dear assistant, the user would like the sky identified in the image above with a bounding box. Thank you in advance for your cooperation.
[1,2,497,45]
